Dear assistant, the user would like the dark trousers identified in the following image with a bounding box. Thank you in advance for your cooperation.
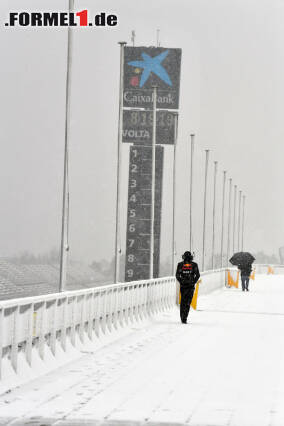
[180,286,195,321]
[241,275,250,291]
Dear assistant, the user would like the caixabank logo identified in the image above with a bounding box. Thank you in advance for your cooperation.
[4,10,118,27]
[123,46,182,110]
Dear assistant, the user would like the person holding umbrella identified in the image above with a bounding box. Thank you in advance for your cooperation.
[229,252,255,292]
[238,262,253,291]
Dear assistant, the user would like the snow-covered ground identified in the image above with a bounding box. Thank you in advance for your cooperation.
[1,274,284,426]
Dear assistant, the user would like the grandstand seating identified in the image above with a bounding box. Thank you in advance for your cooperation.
[25,264,60,284]
[0,259,105,300]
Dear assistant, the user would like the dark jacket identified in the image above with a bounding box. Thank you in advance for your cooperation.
[176,260,200,287]
[238,263,252,277]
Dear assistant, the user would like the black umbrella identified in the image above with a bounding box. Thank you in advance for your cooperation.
[229,252,255,266]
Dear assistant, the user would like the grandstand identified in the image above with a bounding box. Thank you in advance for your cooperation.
[0,259,106,300]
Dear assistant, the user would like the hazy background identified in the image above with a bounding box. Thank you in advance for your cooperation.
[1,0,284,271]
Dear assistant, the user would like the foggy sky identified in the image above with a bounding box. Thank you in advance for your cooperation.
[1,0,284,266]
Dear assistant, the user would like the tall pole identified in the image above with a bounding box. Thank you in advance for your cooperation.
[189,134,195,252]
[211,161,218,269]
[156,29,160,47]
[232,185,237,254]
[114,41,127,284]
[59,0,74,292]
[237,190,242,251]
[172,114,178,275]
[226,178,232,266]
[202,150,209,271]
[150,86,157,279]
[220,171,227,268]
[131,30,135,46]
[241,195,246,251]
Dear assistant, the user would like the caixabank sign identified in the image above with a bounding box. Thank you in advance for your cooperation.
[123,47,182,110]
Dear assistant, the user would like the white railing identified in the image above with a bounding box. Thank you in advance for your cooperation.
[254,264,284,274]
[0,276,176,379]
[199,268,229,294]
[1,265,280,382]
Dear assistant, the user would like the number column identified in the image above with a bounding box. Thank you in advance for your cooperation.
[125,145,164,282]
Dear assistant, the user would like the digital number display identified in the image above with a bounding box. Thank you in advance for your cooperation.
[122,110,176,145]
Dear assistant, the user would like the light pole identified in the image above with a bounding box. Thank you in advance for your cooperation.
[232,185,237,254]
[150,85,157,279]
[172,114,178,275]
[114,41,127,283]
[212,161,218,269]
[237,190,242,251]
[241,195,246,251]
[227,178,232,266]
[220,171,227,268]
[59,0,74,292]
[202,150,210,271]
[189,134,195,252]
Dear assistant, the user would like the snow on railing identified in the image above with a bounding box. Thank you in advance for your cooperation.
[0,276,176,379]
[0,265,280,380]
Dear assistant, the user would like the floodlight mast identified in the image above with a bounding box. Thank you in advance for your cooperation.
[59,0,74,292]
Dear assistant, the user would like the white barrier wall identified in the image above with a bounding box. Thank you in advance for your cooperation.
[0,277,176,379]
[0,265,279,381]
[199,268,228,295]
[254,264,284,275]
[0,269,231,379]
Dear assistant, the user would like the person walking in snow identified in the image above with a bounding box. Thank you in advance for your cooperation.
[238,263,252,291]
[176,251,200,324]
